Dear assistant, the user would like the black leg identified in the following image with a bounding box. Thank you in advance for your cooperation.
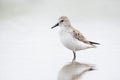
[72,51,76,62]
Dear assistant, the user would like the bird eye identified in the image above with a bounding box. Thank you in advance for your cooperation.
[60,20,64,22]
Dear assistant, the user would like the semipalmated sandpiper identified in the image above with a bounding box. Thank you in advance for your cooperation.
[51,16,100,62]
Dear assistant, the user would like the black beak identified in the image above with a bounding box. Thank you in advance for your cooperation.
[51,23,59,29]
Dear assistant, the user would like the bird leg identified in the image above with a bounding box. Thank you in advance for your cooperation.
[72,51,76,62]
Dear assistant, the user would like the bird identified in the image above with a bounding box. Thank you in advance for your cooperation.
[51,16,100,62]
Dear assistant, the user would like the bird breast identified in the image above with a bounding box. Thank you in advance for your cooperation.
[59,30,91,51]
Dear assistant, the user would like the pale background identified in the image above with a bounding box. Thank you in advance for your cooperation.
[0,0,120,80]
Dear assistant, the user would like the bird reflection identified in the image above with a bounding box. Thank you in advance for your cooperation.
[58,61,95,80]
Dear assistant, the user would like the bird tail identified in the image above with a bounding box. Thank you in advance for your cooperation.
[89,41,100,45]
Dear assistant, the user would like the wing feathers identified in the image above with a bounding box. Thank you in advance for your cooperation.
[89,41,100,45]
[71,28,100,45]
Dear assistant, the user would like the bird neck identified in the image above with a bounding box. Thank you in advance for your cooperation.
[60,25,72,31]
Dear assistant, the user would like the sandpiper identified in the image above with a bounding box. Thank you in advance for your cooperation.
[51,16,100,62]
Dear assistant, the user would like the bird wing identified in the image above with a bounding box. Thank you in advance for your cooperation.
[71,28,91,44]
[71,28,100,45]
